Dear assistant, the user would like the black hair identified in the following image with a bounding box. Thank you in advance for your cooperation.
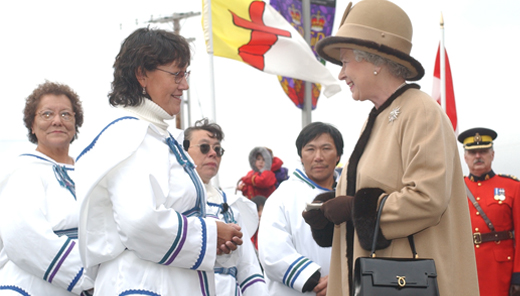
[184,118,225,142]
[108,27,191,107]
[295,122,344,161]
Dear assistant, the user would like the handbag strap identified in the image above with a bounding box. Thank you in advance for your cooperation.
[370,195,417,258]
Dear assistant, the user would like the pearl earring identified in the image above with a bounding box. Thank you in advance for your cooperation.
[142,87,146,95]
[374,71,378,75]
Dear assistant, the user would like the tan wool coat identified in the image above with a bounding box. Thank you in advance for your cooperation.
[327,87,480,296]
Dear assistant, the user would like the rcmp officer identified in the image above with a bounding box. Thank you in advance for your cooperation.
[458,127,520,296]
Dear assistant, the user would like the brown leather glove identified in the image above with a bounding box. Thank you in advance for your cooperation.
[302,192,336,229]
[511,284,520,296]
[321,195,354,225]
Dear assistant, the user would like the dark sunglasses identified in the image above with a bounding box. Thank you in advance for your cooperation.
[196,144,225,157]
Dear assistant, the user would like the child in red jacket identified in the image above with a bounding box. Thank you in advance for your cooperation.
[237,147,288,199]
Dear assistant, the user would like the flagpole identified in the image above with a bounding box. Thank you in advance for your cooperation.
[440,12,446,112]
[302,0,312,128]
[206,0,219,187]
[207,0,217,123]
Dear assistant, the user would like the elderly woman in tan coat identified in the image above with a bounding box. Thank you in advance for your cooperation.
[302,0,480,295]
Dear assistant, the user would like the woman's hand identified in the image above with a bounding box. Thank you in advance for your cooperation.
[321,195,354,225]
[216,222,243,255]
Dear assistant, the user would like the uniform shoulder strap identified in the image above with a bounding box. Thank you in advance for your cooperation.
[465,183,495,232]
[498,174,520,182]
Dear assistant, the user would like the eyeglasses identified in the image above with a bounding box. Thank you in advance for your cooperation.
[155,68,191,84]
[196,144,225,157]
[37,110,75,122]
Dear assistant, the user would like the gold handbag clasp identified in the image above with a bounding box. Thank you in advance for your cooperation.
[396,276,406,287]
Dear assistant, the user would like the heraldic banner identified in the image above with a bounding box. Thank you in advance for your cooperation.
[270,0,336,109]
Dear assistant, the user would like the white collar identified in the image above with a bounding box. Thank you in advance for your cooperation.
[122,98,174,135]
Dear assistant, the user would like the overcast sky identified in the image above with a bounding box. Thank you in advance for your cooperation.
[1,0,519,190]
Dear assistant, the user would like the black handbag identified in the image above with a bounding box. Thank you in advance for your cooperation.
[353,196,439,296]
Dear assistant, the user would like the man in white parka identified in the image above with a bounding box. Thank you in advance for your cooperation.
[259,122,344,296]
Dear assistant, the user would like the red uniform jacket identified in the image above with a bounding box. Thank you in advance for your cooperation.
[465,171,520,296]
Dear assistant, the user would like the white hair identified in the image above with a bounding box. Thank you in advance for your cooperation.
[353,49,412,79]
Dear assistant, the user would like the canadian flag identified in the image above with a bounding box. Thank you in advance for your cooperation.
[432,44,458,134]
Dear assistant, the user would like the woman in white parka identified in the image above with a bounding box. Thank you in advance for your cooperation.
[0,81,94,296]
[76,27,243,296]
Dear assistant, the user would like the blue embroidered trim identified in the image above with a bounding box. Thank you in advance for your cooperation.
[166,135,206,218]
[67,268,83,291]
[214,266,238,278]
[158,212,185,265]
[240,273,266,291]
[294,169,332,191]
[207,190,236,224]
[290,260,312,288]
[54,228,78,239]
[191,217,207,270]
[0,285,31,295]
[53,165,76,199]
[220,191,236,223]
[44,237,73,282]
[20,153,76,200]
[76,116,138,162]
[119,289,160,296]
[282,256,312,288]
[197,271,210,296]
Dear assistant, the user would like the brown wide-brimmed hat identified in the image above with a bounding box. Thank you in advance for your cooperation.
[316,0,425,81]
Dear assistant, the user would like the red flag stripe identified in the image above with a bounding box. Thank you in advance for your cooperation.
[432,44,458,133]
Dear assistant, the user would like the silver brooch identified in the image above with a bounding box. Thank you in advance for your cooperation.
[389,107,401,123]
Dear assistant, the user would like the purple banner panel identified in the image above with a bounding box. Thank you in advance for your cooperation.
[270,0,336,109]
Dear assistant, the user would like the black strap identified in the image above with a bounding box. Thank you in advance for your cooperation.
[371,195,416,258]
[464,183,495,232]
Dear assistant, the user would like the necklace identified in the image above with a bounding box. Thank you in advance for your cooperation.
[395,82,407,93]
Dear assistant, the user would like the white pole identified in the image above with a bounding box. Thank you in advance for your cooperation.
[302,0,312,128]
[440,13,446,112]
[207,0,217,123]
[206,0,219,187]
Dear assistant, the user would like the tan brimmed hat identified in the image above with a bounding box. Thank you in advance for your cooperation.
[316,0,424,81]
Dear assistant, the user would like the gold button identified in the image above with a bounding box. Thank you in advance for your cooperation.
[475,228,479,232]
[476,245,480,248]
[478,183,481,186]
[476,212,480,215]
[499,201,503,204]
[476,197,480,201]
[508,256,511,260]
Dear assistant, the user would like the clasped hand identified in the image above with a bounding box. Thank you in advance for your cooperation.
[216,222,243,255]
